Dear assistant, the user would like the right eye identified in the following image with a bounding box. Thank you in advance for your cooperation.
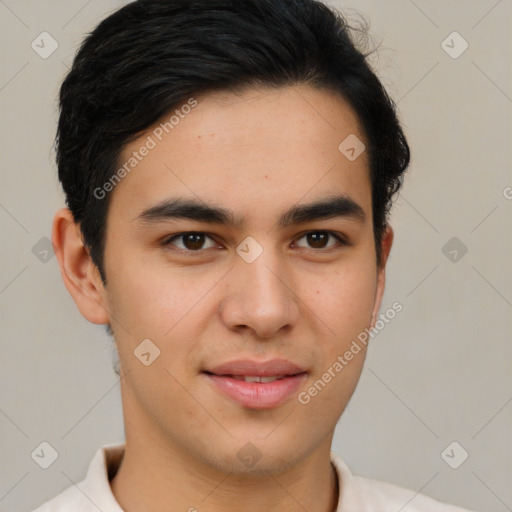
[162,232,219,252]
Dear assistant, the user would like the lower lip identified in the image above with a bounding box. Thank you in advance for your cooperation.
[204,373,307,409]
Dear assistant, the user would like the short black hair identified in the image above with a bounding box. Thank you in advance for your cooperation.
[56,0,410,284]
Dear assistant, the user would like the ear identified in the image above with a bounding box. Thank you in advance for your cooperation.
[370,224,394,329]
[52,208,110,325]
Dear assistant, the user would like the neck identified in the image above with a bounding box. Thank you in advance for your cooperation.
[110,426,339,512]
[110,382,339,512]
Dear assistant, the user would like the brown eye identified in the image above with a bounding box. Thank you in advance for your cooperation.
[307,232,329,248]
[295,231,345,250]
[164,232,217,251]
[182,233,205,250]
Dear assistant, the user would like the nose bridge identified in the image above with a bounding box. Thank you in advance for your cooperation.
[245,253,288,305]
[221,240,299,337]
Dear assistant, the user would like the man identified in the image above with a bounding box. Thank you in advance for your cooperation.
[34,0,476,510]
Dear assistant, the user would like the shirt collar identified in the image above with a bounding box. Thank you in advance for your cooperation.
[80,442,125,512]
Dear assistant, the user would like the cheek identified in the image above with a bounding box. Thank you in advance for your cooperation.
[298,264,376,421]
[105,251,219,337]
[305,258,377,338]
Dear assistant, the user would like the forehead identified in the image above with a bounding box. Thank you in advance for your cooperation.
[109,84,371,226]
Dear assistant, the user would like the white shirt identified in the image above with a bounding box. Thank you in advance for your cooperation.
[31,442,475,511]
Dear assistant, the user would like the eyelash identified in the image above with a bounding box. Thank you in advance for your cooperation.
[161,230,349,254]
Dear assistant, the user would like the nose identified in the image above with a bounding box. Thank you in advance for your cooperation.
[219,247,300,339]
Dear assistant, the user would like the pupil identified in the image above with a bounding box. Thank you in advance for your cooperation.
[308,232,328,248]
[184,233,204,250]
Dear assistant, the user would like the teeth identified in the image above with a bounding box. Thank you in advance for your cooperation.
[230,375,284,383]
[258,376,280,383]
[245,375,262,383]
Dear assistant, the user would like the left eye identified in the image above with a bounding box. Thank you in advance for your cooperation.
[294,231,344,249]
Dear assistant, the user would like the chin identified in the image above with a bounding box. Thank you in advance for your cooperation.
[195,432,312,476]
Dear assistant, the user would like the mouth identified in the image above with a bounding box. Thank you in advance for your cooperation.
[205,373,294,383]
[202,358,308,409]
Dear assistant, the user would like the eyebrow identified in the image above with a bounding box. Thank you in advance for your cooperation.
[133,194,366,229]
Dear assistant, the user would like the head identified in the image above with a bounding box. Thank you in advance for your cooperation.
[53,0,409,474]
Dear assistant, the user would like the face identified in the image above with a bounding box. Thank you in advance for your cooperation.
[68,84,391,474]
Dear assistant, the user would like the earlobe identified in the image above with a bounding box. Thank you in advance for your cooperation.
[370,225,394,329]
[52,208,110,325]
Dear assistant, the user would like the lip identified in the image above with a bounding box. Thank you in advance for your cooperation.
[205,358,306,377]
[203,358,308,409]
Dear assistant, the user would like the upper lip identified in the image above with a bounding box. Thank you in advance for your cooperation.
[204,358,307,377]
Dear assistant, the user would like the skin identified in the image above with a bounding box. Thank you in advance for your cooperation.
[52,84,393,512]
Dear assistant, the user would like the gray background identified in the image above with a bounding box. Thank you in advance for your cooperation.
[0,0,510,511]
